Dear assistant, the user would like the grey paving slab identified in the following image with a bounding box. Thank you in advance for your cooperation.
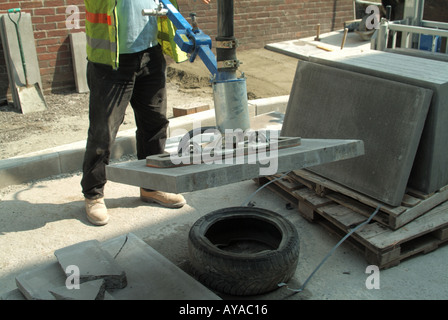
[100,233,220,300]
[15,262,66,300]
[281,61,432,206]
[54,239,127,290]
[265,31,371,61]
[13,233,218,300]
[307,50,448,195]
[49,279,106,300]
[106,138,364,193]
[0,289,26,300]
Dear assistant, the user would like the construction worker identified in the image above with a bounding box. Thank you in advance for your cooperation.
[82,0,212,226]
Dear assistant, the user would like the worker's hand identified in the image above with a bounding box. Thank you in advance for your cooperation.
[202,0,211,4]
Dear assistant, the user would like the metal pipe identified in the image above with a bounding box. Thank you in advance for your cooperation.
[213,78,250,133]
[217,0,234,37]
[212,0,250,133]
[216,0,238,80]
[142,8,168,16]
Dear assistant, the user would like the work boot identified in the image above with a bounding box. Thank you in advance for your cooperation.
[85,197,109,226]
[140,188,186,208]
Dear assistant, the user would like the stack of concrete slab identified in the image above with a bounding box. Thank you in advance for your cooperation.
[269,37,448,197]
[2,233,220,300]
[281,61,433,206]
[307,50,448,196]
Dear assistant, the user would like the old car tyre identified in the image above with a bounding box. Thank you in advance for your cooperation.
[188,207,300,296]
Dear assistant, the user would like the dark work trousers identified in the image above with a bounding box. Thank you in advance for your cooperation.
[81,45,168,200]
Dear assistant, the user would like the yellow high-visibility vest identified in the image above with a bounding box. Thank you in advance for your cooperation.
[157,0,188,63]
[85,0,119,69]
[84,0,187,69]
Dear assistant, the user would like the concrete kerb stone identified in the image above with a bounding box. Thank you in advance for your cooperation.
[250,95,289,115]
[0,96,289,189]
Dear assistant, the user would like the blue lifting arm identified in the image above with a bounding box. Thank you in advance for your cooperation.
[143,0,218,76]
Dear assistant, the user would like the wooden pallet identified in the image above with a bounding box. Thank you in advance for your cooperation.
[289,169,448,230]
[256,173,448,269]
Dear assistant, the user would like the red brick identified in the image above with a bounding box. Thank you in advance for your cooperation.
[20,1,44,9]
[34,23,57,31]
[0,2,21,11]
[45,14,67,23]
[33,8,56,16]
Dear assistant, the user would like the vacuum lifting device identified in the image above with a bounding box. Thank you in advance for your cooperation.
[143,0,250,134]
[143,0,303,168]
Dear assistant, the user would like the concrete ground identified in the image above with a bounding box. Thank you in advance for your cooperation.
[1,165,447,301]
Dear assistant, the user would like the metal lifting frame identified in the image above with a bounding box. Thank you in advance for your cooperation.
[144,0,250,133]
[143,0,218,76]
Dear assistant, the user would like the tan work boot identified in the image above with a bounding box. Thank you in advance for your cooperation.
[85,197,109,226]
[140,188,186,208]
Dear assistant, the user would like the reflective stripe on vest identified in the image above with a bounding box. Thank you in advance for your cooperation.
[84,0,118,69]
[86,11,112,25]
[86,35,117,52]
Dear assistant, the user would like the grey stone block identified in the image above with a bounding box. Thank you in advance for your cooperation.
[13,233,220,300]
[309,50,448,194]
[54,240,127,290]
[281,61,432,206]
[16,262,67,300]
[0,289,26,300]
[49,279,106,300]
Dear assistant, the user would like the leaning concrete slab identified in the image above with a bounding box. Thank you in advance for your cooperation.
[69,32,89,93]
[100,233,220,300]
[282,61,432,206]
[54,239,127,290]
[106,138,364,194]
[0,13,46,113]
[307,50,448,195]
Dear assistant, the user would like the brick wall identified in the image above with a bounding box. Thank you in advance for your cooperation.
[0,0,353,99]
[177,0,354,50]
